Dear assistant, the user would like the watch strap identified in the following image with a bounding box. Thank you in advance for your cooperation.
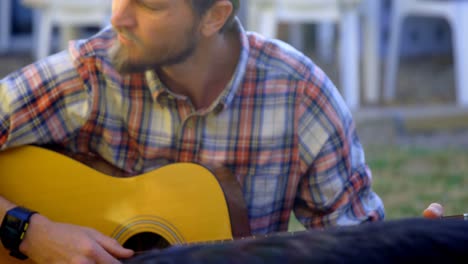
[0,206,37,260]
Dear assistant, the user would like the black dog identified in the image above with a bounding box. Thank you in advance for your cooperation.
[123,218,468,264]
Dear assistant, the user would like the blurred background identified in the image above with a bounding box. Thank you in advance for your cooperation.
[0,0,467,225]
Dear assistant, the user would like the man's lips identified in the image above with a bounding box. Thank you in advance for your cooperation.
[117,33,133,45]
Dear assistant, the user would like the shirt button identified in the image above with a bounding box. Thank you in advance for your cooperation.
[214,104,224,114]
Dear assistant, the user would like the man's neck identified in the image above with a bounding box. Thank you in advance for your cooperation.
[157,31,241,110]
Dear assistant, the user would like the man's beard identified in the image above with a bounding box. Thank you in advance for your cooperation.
[108,27,199,74]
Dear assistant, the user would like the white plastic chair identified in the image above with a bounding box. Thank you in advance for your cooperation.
[247,0,362,110]
[0,0,12,53]
[383,0,468,107]
[21,0,111,60]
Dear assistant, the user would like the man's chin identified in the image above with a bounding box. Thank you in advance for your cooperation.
[114,63,152,74]
[108,41,141,74]
[110,58,146,75]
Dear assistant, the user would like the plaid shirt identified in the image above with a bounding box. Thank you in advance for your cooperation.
[0,21,384,234]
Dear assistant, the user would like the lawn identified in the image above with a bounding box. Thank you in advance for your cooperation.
[288,145,468,231]
[366,145,468,219]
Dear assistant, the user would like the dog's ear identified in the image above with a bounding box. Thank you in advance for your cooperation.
[123,218,468,264]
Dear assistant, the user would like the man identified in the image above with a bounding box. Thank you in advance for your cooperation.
[0,0,442,263]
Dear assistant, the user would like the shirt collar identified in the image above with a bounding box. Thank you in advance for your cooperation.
[145,17,250,114]
[213,17,250,112]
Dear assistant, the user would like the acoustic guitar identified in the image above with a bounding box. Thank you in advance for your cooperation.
[0,145,250,264]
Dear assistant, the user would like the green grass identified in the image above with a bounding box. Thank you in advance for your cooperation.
[288,145,468,231]
[366,145,468,219]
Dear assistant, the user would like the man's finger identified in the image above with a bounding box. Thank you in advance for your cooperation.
[92,246,122,264]
[423,203,444,219]
[91,230,134,259]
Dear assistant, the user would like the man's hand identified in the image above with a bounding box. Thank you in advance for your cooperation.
[422,203,444,219]
[19,214,134,264]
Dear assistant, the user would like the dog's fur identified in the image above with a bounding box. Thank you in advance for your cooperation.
[123,218,468,264]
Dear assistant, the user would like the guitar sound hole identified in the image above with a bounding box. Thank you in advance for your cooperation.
[123,232,171,251]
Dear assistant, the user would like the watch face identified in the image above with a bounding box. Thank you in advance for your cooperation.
[5,215,22,230]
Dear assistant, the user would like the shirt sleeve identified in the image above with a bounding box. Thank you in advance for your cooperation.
[295,74,385,229]
[0,51,92,150]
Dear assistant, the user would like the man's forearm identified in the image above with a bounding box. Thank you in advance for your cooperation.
[0,195,51,260]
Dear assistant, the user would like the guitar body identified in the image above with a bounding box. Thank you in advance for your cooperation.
[0,146,250,264]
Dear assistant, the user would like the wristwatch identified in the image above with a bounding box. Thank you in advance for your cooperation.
[0,206,37,260]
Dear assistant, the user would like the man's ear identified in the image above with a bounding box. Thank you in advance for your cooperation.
[200,0,233,36]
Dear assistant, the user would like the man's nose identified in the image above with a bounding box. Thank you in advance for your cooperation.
[111,0,136,28]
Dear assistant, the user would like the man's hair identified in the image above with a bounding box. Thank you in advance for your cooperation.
[124,218,468,264]
[189,0,240,33]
